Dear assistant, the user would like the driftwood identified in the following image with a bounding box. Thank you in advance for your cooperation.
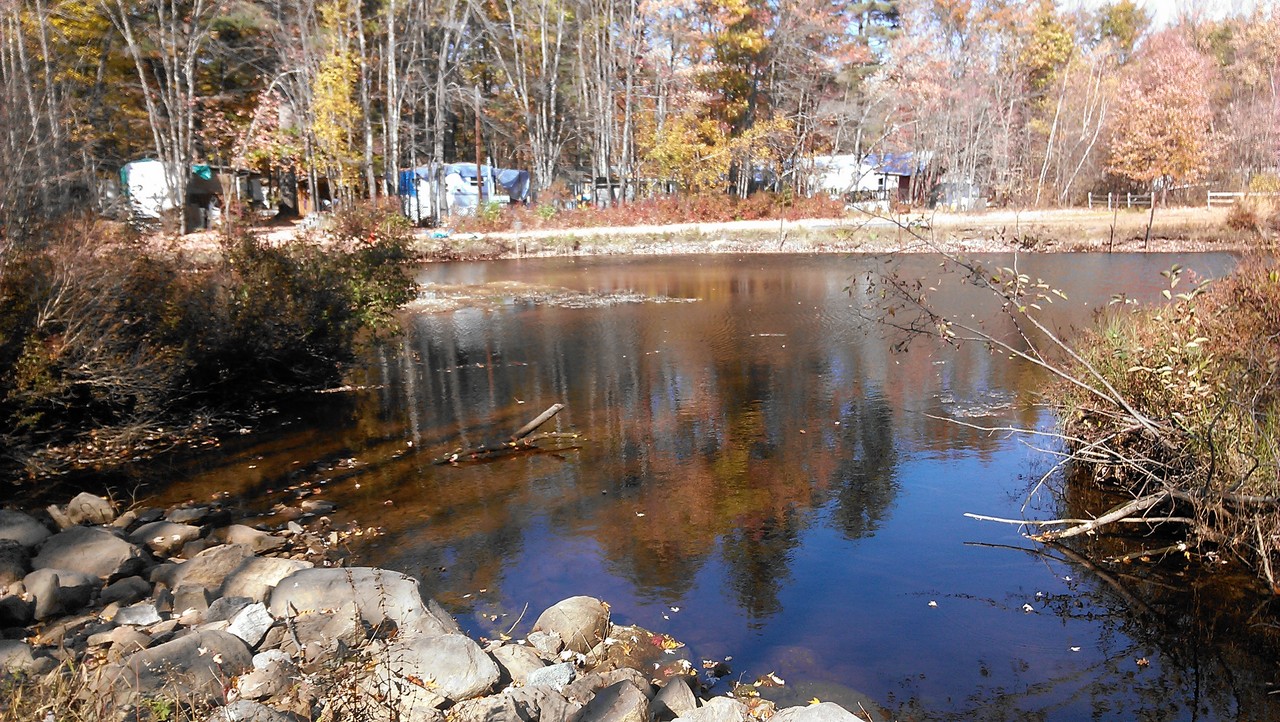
[964,489,1176,541]
[433,403,570,464]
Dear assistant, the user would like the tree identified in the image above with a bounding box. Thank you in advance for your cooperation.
[1108,29,1217,243]
[103,0,224,232]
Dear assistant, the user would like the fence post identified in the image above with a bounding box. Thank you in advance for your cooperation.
[1127,192,1132,208]
[1088,192,1093,209]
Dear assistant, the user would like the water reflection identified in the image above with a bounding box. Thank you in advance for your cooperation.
[96,252,1276,721]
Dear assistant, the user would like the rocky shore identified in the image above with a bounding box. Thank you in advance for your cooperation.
[0,493,878,722]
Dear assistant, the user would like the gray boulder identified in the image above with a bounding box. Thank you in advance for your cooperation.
[131,521,202,557]
[528,630,564,657]
[771,703,868,722]
[208,525,286,554]
[375,633,500,703]
[203,700,306,722]
[526,661,576,691]
[65,492,116,526]
[160,544,254,593]
[531,596,610,654]
[269,567,455,637]
[0,510,51,548]
[221,557,311,603]
[0,539,30,586]
[653,678,699,721]
[113,602,163,627]
[100,575,152,606]
[31,526,147,581]
[676,697,751,722]
[489,642,546,685]
[207,596,254,623]
[24,568,98,620]
[451,686,582,722]
[227,602,275,649]
[576,679,650,722]
[98,629,252,706]
[236,650,297,700]
[0,640,45,674]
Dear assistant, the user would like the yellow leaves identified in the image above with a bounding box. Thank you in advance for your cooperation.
[312,47,362,187]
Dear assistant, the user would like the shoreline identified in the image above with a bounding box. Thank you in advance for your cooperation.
[240,206,1257,262]
[0,493,886,721]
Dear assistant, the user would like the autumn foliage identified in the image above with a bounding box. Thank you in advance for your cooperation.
[1107,30,1218,191]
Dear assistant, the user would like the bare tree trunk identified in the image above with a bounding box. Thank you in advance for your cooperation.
[354,0,376,199]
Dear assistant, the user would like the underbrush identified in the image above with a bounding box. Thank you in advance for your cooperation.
[0,205,417,476]
[1058,255,1280,585]
[453,192,847,233]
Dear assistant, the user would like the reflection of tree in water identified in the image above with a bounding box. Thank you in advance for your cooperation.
[829,393,897,541]
[721,506,805,625]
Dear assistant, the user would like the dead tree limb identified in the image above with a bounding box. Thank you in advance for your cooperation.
[433,403,568,464]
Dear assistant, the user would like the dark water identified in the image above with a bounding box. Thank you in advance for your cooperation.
[113,253,1280,720]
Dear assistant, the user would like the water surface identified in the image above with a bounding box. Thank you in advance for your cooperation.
[125,253,1279,720]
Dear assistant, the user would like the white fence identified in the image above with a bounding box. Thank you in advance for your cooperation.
[1087,192,1153,209]
[1207,191,1280,208]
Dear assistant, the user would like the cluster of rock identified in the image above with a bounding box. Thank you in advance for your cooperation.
[0,492,870,722]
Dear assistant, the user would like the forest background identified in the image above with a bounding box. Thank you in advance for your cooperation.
[0,0,1277,238]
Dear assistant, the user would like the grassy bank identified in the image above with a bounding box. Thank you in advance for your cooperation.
[0,206,418,478]
[1056,255,1280,587]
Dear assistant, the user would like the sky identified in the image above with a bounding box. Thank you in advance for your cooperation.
[1066,0,1267,27]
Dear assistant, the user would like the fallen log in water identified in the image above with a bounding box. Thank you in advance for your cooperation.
[433,403,571,464]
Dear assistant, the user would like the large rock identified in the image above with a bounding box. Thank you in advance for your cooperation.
[0,510,51,549]
[208,525,286,554]
[160,544,254,593]
[771,703,868,722]
[100,575,151,606]
[235,650,297,700]
[99,629,252,707]
[131,521,202,557]
[221,557,311,603]
[203,700,306,722]
[531,596,610,654]
[563,669,652,707]
[24,568,98,620]
[526,661,576,691]
[113,602,163,627]
[489,643,546,685]
[653,678,699,721]
[0,539,30,586]
[269,567,455,637]
[0,640,44,674]
[677,697,751,722]
[374,634,500,703]
[451,686,582,722]
[31,526,147,581]
[227,602,275,649]
[65,492,117,526]
[575,679,650,722]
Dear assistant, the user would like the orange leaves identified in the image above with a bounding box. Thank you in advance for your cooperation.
[1107,29,1219,186]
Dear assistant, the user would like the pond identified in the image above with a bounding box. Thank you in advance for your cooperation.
[109,252,1279,720]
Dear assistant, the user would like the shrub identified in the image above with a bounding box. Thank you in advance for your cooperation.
[1058,256,1280,582]
[0,204,418,473]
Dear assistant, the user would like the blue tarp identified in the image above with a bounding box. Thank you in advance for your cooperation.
[863,152,926,177]
[399,163,531,203]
